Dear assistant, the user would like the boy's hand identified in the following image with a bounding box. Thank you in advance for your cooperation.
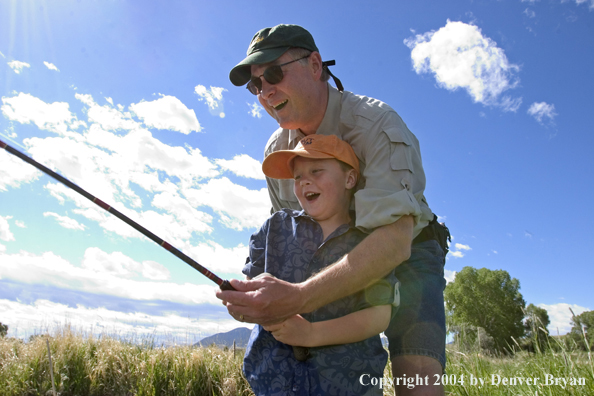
[263,314,314,347]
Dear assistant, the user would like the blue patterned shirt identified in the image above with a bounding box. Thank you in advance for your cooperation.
[242,209,399,396]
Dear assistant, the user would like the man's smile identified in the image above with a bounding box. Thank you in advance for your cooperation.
[273,100,288,110]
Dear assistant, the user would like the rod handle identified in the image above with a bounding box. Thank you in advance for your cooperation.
[219,280,235,291]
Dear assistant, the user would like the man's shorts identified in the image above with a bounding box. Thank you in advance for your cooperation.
[384,239,447,369]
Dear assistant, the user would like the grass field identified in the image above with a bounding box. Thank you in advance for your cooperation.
[1,327,592,395]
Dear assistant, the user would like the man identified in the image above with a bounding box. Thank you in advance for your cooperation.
[217,24,448,396]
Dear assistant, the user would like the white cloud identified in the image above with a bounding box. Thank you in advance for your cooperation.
[43,61,59,71]
[187,241,248,275]
[45,182,212,247]
[539,303,590,335]
[8,60,30,74]
[574,0,594,10]
[82,247,170,280]
[248,102,263,118]
[3,91,267,250]
[0,215,15,242]
[0,149,41,191]
[444,269,457,284]
[0,299,240,341]
[500,96,523,113]
[183,177,270,231]
[448,242,471,258]
[216,154,265,180]
[1,93,82,135]
[523,8,536,18]
[404,20,521,110]
[15,220,26,228]
[0,51,5,58]
[130,95,201,134]
[76,93,138,131]
[527,102,557,125]
[454,243,472,251]
[194,85,227,118]
[0,248,219,305]
[43,212,86,231]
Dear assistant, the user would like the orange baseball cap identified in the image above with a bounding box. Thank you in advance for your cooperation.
[262,134,359,179]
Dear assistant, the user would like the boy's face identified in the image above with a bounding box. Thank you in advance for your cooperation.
[292,157,356,224]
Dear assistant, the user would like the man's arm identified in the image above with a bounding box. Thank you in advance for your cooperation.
[216,214,413,325]
[263,305,391,347]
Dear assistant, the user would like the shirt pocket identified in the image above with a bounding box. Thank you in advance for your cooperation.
[278,178,299,203]
[383,126,414,173]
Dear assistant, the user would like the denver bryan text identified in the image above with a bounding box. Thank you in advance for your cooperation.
[491,374,586,388]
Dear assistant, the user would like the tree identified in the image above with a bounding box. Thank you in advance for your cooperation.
[568,310,594,351]
[524,304,550,352]
[445,266,525,352]
[0,322,7,337]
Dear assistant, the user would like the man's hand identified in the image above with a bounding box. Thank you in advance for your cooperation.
[264,314,313,347]
[216,275,306,326]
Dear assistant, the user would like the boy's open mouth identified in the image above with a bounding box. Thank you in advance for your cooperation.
[305,192,320,201]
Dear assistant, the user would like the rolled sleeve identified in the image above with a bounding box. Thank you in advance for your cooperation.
[355,188,421,232]
[353,113,424,232]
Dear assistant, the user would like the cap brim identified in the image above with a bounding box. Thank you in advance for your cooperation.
[262,150,335,179]
[229,47,290,86]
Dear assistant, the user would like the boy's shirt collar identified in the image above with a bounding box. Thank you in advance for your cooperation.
[290,208,357,241]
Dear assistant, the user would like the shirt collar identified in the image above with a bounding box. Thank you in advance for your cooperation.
[290,209,357,240]
[315,84,342,136]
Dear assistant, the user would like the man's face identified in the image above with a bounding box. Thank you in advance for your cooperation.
[292,157,354,225]
[251,52,324,134]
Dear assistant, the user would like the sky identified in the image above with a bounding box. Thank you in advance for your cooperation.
[1,0,593,343]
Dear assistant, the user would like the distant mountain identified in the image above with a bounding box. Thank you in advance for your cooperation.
[196,327,253,348]
[197,328,389,349]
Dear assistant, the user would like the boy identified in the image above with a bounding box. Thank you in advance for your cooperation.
[242,134,399,395]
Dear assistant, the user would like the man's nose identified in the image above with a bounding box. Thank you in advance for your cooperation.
[259,78,276,99]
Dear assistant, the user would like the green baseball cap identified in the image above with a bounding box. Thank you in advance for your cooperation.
[229,24,319,87]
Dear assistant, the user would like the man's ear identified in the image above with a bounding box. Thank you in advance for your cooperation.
[345,169,358,190]
[308,51,324,81]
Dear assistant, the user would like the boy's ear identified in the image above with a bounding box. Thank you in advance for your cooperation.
[345,169,358,190]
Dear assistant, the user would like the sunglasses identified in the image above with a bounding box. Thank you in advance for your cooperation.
[246,54,311,95]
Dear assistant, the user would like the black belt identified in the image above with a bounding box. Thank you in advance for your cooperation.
[412,215,451,255]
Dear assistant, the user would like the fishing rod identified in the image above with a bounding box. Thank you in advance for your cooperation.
[0,138,234,291]
[1,138,311,361]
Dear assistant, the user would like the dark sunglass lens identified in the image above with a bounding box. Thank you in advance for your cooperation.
[263,65,284,84]
[247,78,261,95]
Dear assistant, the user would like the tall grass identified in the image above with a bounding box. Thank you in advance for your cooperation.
[0,326,252,396]
[439,333,594,395]
[1,326,593,395]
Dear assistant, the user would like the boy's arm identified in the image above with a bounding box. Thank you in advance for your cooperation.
[263,305,391,347]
